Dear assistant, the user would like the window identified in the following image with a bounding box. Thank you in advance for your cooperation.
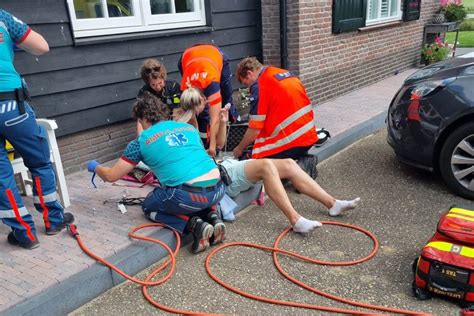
[67,0,206,38]
[366,0,402,25]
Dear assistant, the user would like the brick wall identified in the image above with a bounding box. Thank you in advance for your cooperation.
[262,0,439,104]
[57,121,136,174]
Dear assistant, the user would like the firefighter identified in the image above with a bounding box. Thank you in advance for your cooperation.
[136,59,181,134]
[0,9,74,249]
[178,44,239,157]
[233,57,319,176]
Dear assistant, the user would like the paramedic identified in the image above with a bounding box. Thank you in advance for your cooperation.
[0,9,74,250]
[88,92,226,254]
[233,57,318,164]
[178,44,239,157]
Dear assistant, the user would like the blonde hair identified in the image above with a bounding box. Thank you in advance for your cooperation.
[236,56,263,83]
[173,86,205,123]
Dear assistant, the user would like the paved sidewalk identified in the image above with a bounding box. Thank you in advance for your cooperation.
[0,68,416,316]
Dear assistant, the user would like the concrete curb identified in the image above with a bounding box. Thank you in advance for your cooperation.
[5,111,387,316]
[310,111,386,162]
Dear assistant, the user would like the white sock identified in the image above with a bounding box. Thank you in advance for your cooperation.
[293,216,322,233]
[328,197,361,217]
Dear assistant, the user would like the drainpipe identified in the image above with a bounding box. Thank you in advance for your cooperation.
[280,0,288,69]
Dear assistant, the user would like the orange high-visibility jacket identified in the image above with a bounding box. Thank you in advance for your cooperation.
[249,66,318,158]
[180,44,223,106]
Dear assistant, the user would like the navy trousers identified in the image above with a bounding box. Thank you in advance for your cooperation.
[0,100,65,243]
[142,181,225,233]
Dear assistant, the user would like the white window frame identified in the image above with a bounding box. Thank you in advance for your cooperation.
[366,0,402,26]
[66,0,206,38]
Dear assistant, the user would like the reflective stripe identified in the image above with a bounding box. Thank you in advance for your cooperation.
[33,191,57,204]
[426,241,474,258]
[267,104,313,140]
[447,213,474,222]
[253,120,316,155]
[199,132,207,139]
[0,100,17,113]
[450,207,474,217]
[0,206,29,218]
[250,114,266,122]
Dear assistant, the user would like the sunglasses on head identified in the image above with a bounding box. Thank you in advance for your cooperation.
[145,66,161,75]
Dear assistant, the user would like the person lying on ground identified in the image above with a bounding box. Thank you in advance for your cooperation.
[179,87,360,234]
[87,92,226,254]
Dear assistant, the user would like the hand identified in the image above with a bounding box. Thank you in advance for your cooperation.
[233,145,243,159]
[87,160,100,173]
[207,146,217,157]
[219,107,229,124]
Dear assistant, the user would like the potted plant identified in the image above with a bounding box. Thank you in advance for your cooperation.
[421,37,451,65]
[440,0,467,23]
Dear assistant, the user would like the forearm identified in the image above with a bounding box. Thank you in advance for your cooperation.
[209,105,221,150]
[95,159,134,183]
[216,120,227,149]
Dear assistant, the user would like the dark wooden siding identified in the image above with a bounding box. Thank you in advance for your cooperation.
[5,0,262,136]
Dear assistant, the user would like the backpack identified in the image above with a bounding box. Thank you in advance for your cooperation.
[413,206,474,310]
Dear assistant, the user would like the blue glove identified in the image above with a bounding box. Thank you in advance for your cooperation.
[87,160,100,173]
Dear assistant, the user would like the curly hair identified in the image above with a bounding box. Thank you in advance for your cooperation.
[140,59,167,84]
[236,56,263,84]
[132,92,170,124]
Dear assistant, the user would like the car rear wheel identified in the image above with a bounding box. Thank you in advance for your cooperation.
[439,123,474,200]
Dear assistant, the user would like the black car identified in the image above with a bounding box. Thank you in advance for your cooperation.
[387,53,474,199]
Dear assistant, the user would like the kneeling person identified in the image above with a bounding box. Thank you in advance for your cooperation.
[88,92,225,253]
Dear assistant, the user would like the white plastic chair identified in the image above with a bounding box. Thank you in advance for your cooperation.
[10,119,70,208]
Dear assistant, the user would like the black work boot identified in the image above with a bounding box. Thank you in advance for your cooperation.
[46,212,75,235]
[207,211,226,246]
[7,232,40,250]
[297,155,318,180]
[189,217,214,254]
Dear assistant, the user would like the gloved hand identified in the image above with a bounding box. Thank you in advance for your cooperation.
[87,160,100,173]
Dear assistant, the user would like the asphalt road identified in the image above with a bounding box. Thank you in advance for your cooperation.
[71,129,473,315]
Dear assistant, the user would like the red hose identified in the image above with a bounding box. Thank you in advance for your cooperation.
[70,221,430,315]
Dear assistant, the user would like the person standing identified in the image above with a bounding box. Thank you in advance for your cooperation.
[178,44,239,156]
[0,9,74,249]
[233,57,318,176]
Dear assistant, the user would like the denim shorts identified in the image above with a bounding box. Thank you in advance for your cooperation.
[220,158,260,198]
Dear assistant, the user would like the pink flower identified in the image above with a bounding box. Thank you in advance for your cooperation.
[435,36,441,43]
[440,0,449,6]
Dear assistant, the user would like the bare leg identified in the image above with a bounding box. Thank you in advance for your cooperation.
[244,159,301,225]
[271,159,360,216]
[271,159,335,208]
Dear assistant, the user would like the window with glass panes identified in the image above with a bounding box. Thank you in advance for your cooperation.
[67,0,206,38]
[366,0,401,25]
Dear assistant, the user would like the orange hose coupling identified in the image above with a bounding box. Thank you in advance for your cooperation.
[67,223,79,238]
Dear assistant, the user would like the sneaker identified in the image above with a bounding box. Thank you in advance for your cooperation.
[190,217,214,254]
[208,212,226,246]
[7,232,40,250]
[45,212,75,235]
[297,155,318,180]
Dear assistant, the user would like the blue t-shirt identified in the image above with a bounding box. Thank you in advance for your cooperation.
[121,121,216,186]
[0,9,29,92]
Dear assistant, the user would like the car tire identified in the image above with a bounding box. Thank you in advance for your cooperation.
[439,123,474,200]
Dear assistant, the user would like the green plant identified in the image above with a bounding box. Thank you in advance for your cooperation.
[440,3,467,22]
[421,38,451,64]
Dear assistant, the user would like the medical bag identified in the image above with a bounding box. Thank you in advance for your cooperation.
[413,206,474,309]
